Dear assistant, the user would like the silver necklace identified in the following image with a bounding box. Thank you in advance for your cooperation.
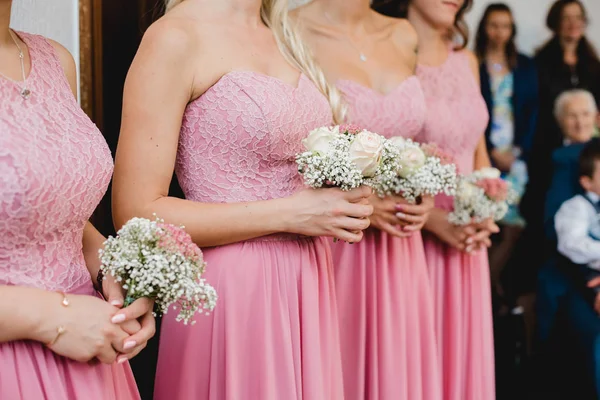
[8,30,31,100]
[323,12,368,62]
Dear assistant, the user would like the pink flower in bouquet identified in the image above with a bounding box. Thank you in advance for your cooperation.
[421,143,455,165]
[339,124,363,135]
[157,223,203,263]
[476,178,508,202]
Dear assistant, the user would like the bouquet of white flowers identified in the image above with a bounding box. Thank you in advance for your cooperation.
[370,137,457,203]
[448,167,518,225]
[99,216,217,325]
[296,124,389,191]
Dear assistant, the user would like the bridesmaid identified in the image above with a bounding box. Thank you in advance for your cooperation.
[375,1,498,399]
[112,0,373,398]
[292,1,440,399]
[0,1,154,399]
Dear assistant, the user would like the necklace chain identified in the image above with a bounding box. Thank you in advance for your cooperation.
[8,30,31,100]
[323,12,368,62]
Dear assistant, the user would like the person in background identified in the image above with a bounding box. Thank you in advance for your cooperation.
[555,140,600,287]
[534,91,598,398]
[0,0,154,398]
[374,0,498,399]
[474,3,538,305]
[519,0,600,300]
[544,90,599,242]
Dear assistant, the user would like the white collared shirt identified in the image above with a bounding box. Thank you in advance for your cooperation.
[555,191,600,269]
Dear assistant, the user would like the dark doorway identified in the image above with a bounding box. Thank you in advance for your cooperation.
[91,2,179,399]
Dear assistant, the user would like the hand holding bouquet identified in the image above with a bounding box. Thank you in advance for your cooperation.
[448,167,517,225]
[371,137,457,203]
[99,216,217,325]
[296,124,388,190]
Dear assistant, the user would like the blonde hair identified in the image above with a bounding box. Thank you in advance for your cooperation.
[164,0,181,12]
[163,0,346,123]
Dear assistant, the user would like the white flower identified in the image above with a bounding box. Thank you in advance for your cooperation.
[397,147,427,178]
[388,136,407,148]
[455,180,478,202]
[349,131,384,177]
[302,126,337,154]
[477,167,501,179]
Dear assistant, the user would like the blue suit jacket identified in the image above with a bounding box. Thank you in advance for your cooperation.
[543,143,586,242]
[480,54,539,162]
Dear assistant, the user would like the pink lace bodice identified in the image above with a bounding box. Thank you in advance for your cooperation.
[338,76,426,139]
[415,50,489,174]
[0,32,113,292]
[175,71,332,203]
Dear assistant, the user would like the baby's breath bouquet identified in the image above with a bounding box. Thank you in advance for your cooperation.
[296,124,389,190]
[371,137,457,203]
[99,216,217,325]
[448,167,518,225]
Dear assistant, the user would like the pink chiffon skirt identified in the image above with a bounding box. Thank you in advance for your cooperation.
[154,235,344,400]
[331,229,441,400]
[422,233,495,400]
[0,282,140,400]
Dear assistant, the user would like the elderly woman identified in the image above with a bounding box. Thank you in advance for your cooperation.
[534,89,599,397]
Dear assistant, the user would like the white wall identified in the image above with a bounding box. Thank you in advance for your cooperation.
[9,0,80,72]
[465,0,600,55]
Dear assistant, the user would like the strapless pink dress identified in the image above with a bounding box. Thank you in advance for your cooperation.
[0,32,139,399]
[153,71,344,399]
[416,51,495,400]
[330,77,441,400]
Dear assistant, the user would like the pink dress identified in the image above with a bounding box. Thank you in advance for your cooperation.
[331,78,441,400]
[153,71,344,399]
[416,50,495,399]
[0,32,139,400]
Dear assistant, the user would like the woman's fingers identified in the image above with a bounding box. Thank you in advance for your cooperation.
[111,297,154,324]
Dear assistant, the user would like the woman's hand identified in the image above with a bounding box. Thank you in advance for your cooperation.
[102,276,155,362]
[42,293,141,364]
[424,208,477,251]
[395,195,435,234]
[285,186,373,242]
[110,298,156,363]
[368,194,409,238]
[465,218,499,252]
[490,149,515,173]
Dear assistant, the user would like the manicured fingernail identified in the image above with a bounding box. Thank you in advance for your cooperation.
[466,237,473,244]
[395,205,403,211]
[396,212,406,219]
[123,340,137,350]
[111,314,126,323]
[466,245,473,253]
[111,300,123,307]
[117,356,128,364]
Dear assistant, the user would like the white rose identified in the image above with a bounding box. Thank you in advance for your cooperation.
[348,131,384,177]
[456,180,478,202]
[302,127,337,154]
[397,146,426,178]
[477,167,501,179]
[388,136,407,149]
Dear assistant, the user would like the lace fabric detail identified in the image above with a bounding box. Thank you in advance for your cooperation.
[338,76,426,139]
[415,51,489,174]
[176,71,333,203]
[0,32,113,292]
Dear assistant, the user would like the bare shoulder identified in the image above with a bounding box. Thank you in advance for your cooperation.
[139,17,197,62]
[47,39,77,97]
[390,18,418,51]
[458,48,480,77]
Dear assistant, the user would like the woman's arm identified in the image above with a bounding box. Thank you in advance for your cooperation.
[0,286,60,343]
[464,49,492,170]
[113,21,371,247]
